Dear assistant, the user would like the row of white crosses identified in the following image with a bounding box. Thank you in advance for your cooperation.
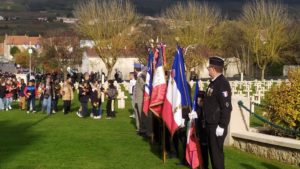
[227,80,281,104]
[190,78,286,105]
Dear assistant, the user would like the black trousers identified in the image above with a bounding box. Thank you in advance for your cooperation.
[27,97,35,111]
[63,100,71,114]
[106,99,112,117]
[207,125,227,169]
[173,127,187,164]
[80,102,88,117]
[92,102,101,116]
[52,98,59,112]
[145,111,153,137]
[197,119,209,169]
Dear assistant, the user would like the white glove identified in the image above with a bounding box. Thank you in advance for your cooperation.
[216,125,224,137]
[180,119,185,128]
[188,111,198,120]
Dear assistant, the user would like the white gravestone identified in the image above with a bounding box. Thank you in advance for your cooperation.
[123,81,129,91]
[199,79,204,91]
[74,82,79,93]
[117,91,127,109]
[244,84,252,98]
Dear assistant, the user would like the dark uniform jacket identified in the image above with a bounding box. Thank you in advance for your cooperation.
[203,74,232,128]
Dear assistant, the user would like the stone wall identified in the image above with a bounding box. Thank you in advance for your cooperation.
[232,137,300,167]
[228,96,300,167]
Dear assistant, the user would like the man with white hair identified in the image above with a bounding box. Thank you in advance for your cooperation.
[133,67,147,135]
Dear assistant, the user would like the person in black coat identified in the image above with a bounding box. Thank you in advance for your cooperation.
[105,80,117,119]
[203,56,232,169]
[90,80,102,119]
[77,81,91,118]
[51,79,61,113]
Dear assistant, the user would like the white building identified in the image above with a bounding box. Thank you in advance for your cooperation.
[3,35,42,60]
[80,40,95,48]
[191,57,240,79]
[0,16,4,21]
[81,48,139,80]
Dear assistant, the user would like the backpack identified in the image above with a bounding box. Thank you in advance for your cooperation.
[107,87,117,99]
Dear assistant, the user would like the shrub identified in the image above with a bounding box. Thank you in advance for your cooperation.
[10,46,20,56]
[265,68,300,137]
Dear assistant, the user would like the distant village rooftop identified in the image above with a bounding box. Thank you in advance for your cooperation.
[4,34,41,46]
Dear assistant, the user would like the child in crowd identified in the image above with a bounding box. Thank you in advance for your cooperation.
[90,80,102,119]
[105,80,117,119]
[0,78,6,111]
[19,79,27,110]
[5,79,14,111]
[12,78,18,101]
[51,79,61,113]
[24,79,36,113]
[37,82,45,110]
[77,81,90,118]
[42,77,52,115]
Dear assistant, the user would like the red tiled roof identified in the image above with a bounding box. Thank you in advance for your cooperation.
[4,35,41,45]
[0,43,4,55]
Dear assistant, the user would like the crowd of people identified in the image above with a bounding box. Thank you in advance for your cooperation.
[0,71,118,120]
[1,56,231,169]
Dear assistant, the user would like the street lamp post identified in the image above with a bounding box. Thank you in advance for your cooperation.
[28,48,33,75]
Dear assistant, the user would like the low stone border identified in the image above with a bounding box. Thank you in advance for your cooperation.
[232,132,300,167]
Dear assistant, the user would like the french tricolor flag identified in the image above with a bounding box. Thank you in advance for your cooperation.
[143,50,154,115]
[149,47,167,117]
[162,47,191,136]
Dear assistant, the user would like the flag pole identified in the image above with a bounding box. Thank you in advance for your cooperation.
[161,43,167,163]
[162,120,167,163]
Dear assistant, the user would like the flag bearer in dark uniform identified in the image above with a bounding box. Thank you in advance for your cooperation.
[203,56,232,169]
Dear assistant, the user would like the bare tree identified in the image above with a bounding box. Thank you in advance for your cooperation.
[236,44,251,76]
[39,30,82,79]
[163,1,221,79]
[240,0,291,80]
[210,20,250,76]
[74,0,139,78]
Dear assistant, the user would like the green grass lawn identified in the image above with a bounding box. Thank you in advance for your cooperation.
[0,93,298,169]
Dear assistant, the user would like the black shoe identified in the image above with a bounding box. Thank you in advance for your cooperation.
[176,161,188,166]
[136,131,144,136]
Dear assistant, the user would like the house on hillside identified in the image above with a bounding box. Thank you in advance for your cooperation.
[56,17,78,24]
[3,35,42,60]
[37,17,48,22]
